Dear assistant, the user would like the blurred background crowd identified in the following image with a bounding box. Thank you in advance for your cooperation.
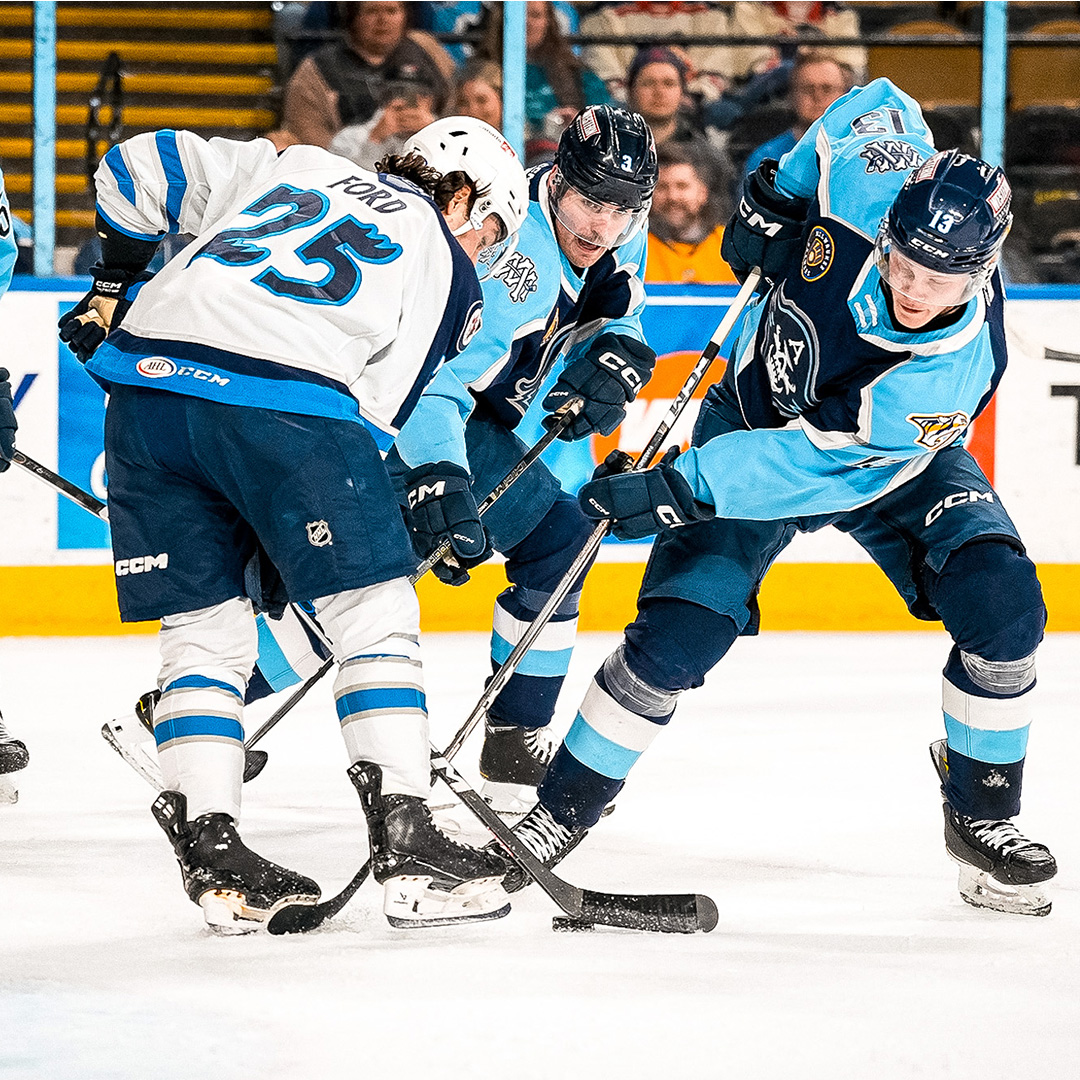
[5,1,1080,284]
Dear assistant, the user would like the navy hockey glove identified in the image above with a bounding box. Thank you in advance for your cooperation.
[721,159,809,282]
[542,333,657,441]
[0,367,16,473]
[404,461,491,586]
[58,264,153,363]
[578,447,715,541]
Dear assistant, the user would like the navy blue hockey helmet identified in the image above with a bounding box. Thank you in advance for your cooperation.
[875,148,1012,304]
[550,105,657,248]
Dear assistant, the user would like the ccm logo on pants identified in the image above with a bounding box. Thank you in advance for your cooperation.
[925,490,993,527]
[115,553,169,576]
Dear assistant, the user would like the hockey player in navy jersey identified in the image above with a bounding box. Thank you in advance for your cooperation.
[498,80,1059,917]
[59,118,531,932]
[387,105,659,815]
[1,164,30,803]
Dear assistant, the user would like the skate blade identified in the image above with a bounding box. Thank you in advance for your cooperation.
[382,874,511,928]
[480,779,538,820]
[198,888,321,934]
[956,864,1052,917]
[0,776,18,805]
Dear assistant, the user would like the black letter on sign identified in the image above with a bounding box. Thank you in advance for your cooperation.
[1051,385,1080,464]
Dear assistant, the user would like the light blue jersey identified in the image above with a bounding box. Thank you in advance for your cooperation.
[674,79,1007,521]
[0,164,16,297]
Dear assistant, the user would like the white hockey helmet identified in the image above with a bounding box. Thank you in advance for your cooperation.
[405,116,529,243]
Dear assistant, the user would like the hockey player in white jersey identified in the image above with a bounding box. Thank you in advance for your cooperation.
[497,80,1059,917]
[1,164,30,803]
[59,119,530,932]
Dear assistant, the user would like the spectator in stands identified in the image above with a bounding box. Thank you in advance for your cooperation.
[481,0,610,157]
[646,143,737,284]
[743,50,856,176]
[455,58,503,132]
[281,1,449,149]
[627,47,734,187]
[580,2,735,103]
[729,2,867,81]
[329,79,440,169]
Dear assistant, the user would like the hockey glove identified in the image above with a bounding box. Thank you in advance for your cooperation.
[578,447,715,541]
[58,264,153,363]
[542,333,657,441]
[404,461,491,586]
[721,159,810,282]
[0,367,16,473]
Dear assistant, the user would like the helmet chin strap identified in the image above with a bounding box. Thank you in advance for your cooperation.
[451,220,477,237]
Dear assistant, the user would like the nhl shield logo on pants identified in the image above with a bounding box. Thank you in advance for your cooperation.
[306,520,333,547]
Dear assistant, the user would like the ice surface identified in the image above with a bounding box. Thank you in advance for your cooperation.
[2,631,1078,1079]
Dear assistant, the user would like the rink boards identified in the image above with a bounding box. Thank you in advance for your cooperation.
[2,280,1079,634]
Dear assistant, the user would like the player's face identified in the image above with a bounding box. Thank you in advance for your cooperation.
[453,212,508,265]
[552,183,636,266]
[885,250,971,329]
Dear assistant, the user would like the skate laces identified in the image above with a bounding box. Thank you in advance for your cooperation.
[523,727,556,767]
[964,817,1043,857]
[515,804,576,862]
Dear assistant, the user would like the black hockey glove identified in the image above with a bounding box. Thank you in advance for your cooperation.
[404,461,491,586]
[721,159,810,282]
[0,367,16,473]
[541,333,657,441]
[58,264,153,363]
[578,447,715,541]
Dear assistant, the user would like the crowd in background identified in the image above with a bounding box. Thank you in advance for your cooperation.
[271,1,868,285]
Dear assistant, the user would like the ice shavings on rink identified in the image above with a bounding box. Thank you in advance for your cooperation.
[1,631,1078,1080]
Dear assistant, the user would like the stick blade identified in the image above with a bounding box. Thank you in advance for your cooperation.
[580,890,718,934]
[242,749,269,783]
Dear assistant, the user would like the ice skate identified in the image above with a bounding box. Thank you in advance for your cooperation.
[349,761,511,928]
[492,801,588,894]
[0,713,29,804]
[151,790,321,934]
[478,719,556,817]
[930,740,1057,916]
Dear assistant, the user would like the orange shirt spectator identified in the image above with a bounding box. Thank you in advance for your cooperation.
[646,144,737,284]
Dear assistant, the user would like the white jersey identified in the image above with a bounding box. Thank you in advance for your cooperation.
[85,131,483,451]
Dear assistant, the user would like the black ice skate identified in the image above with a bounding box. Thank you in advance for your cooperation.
[349,760,511,927]
[930,739,1057,916]
[478,719,556,817]
[151,790,321,934]
[0,713,29,804]
[493,801,589,894]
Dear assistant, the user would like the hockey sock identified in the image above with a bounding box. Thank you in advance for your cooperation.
[245,607,331,704]
[488,586,579,728]
[155,676,246,820]
[539,645,678,828]
[334,647,430,798]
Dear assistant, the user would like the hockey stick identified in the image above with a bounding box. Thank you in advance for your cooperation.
[11,450,110,520]
[442,269,762,764]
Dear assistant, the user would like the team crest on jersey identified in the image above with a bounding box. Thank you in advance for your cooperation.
[762,283,821,417]
[542,309,560,344]
[859,139,924,175]
[492,251,539,303]
[458,300,483,351]
[907,411,969,449]
[801,226,834,281]
[306,520,333,547]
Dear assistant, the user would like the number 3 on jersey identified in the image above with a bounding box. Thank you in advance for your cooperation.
[190,183,402,305]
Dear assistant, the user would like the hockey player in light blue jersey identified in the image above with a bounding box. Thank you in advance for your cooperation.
[0,163,31,801]
[499,80,1059,917]
[388,105,658,815]
[60,118,532,932]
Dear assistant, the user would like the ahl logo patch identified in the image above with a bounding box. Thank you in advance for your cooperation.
[907,411,969,450]
[136,357,177,379]
[306,520,333,547]
[801,226,834,281]
[492,251,539,304]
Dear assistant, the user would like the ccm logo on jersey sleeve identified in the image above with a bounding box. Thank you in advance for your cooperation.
[116,553,169,576]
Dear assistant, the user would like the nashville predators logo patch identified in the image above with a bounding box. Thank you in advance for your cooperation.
[907,411,969,450]
[542,309,560,345]
[801,226,834,282]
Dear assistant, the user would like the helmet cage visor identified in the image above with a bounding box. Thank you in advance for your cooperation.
[873,220,987,308]
[549,167,650,250]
